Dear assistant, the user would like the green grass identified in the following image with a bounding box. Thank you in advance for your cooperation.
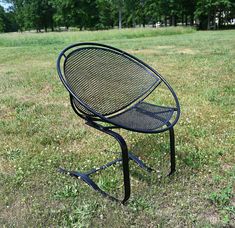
[0,27,234,227]
[0,26,195,47]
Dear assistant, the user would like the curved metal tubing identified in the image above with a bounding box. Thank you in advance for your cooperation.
[57,42,181,134]
[59,122,176,203]
[86,121,131,204]
[169,127,176,175]
[58,167,120,203]
[59,123,131,204]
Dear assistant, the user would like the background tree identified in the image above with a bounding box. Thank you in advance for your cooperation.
[1,0,235,32]
[0,3,17,32]
[6,0,54,31]
[110,0,124,29]
[96,0,115,29]
[195,0,234,29]
[0,5,6,32]
[181,0,196,26]
[51,0,76,30]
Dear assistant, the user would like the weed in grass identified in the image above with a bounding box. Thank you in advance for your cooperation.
[97,174,120,192]
[54,182,80,199]
[128,196,153,213]
[59,200,99,227]
[210,185,233,207]
[4,148,24,161]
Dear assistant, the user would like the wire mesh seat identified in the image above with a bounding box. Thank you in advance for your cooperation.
[57,42,180,204]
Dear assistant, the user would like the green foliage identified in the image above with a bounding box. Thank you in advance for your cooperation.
[0,5,12,32]
[210,186,233,207]
[195,0,235,29]
[96,0,115,29]
[7,0,54,31]
[210,185,235,225]
[2,0,235,32]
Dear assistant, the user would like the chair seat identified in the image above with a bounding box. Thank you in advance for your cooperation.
[108,102,175,132]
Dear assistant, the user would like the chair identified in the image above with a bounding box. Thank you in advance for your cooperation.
[56,42,180,204]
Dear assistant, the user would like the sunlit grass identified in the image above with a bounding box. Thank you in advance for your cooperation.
[0,26,195,47]
[0,28,234,227]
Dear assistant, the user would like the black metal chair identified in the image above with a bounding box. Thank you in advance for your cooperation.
[56,42,180,204]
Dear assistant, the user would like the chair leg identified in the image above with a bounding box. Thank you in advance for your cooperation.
[169,127,176,175]
[104,128,131,204]
[59,122,131,204]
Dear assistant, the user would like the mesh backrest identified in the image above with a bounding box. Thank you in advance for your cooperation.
[64,47,160,116]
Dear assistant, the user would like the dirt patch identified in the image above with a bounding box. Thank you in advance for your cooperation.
[231,196,235,207]
[128,46,175,55]
[0,196,29,226]
[41,84,53,94]
[0,107,15,120]
[0,159,15,175]
[202,210,221,225]
[177,48,198,55]
[221,163,233,171]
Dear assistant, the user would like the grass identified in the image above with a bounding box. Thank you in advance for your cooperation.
[0,27,234,227]
[0,26,195,47]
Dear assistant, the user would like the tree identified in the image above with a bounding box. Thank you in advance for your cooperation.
[52,0,99,30]
[51,0,76,30]
[6,0,54,31]
[181,0,196,25]
[0,5,6,32]
[110,0,124,29]
[96,0,115,29]
[1,0,235,32]
[195,0,234,29]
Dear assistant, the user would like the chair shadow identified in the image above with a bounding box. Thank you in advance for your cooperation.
[127,132,172,186]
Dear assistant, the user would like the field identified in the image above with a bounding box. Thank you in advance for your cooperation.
[0,27,234,227]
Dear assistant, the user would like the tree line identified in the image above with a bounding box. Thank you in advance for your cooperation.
[0,0,234,33]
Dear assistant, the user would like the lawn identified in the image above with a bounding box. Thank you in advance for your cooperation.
[0,27,234,227]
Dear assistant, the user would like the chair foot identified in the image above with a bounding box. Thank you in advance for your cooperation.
[58,167,120,202]
[168,169,176,176]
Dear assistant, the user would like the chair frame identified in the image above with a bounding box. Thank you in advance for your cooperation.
[57,42,180,204]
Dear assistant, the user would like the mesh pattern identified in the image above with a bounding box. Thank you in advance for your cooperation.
[109,102,174,131]
[72,96,94,116]
[64,47,159,116]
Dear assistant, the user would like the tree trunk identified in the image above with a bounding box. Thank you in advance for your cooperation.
[132,18,136,28]
[218,10,221,29]
[171,15,177,26]
[132,10,136,28]
[190,14,194,26]
[207,13,210,30]
[143,15,146,27]
[164,16,167,26]
[118,7,122,29]
[213,11,216,30]
[170,16,172,26]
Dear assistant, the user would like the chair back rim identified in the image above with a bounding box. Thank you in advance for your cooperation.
[57,42,181,133]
